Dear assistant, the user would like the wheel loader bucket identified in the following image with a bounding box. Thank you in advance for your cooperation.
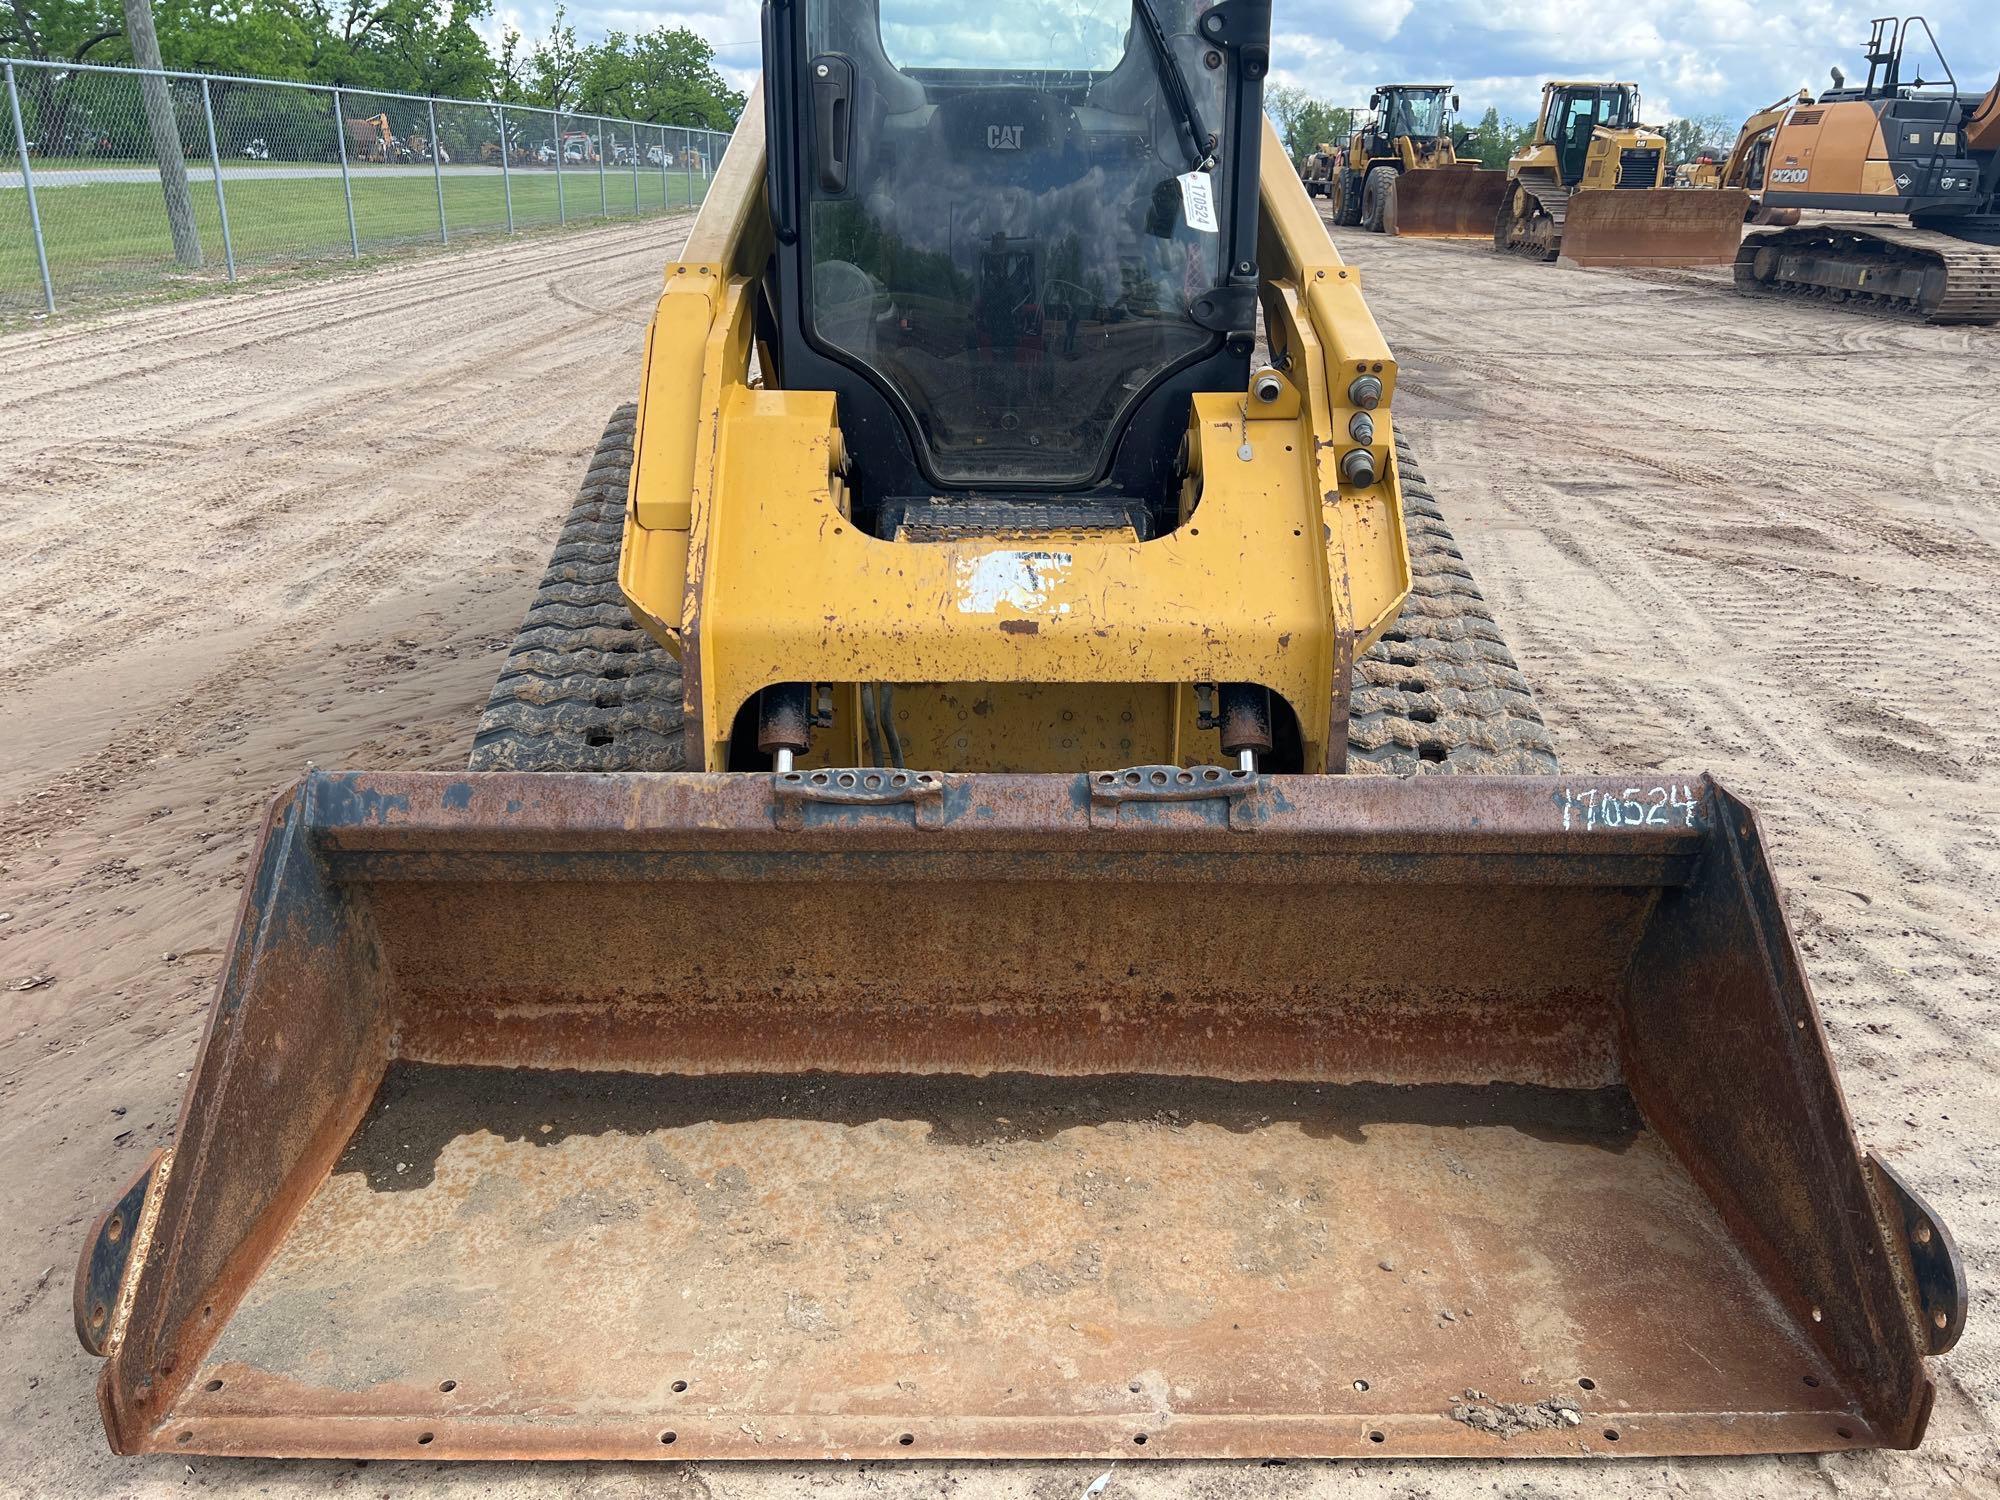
[1558,188,1752,268]
[80,770,1960,1463]
[1385,167,1510,239]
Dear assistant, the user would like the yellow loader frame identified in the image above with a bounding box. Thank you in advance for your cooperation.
[618,102,1410,773]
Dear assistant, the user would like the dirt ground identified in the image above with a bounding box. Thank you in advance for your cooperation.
[1,213,1995,1499]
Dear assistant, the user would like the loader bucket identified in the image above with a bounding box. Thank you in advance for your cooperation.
[1558,188,1752,268]
[1385,167,1510,239]
[81,770,1960,1463]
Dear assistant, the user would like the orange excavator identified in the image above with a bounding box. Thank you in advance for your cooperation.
[1736,14,2000,322]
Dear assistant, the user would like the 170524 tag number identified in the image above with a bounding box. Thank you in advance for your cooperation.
[1559,784,1700,831]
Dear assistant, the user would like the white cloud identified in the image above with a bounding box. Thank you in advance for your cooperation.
[495,0,1998,125]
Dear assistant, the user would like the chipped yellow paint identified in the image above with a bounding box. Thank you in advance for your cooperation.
[619,109,1411,771]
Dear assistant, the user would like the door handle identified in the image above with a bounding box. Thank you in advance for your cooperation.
[812,54,853,192]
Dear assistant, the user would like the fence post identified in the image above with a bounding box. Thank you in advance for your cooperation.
[331,86,360,258]
[497,102,514,233]
[5,63,55,315]
[657,124,669,211]
[427,98,447,243]
[199,77,235,282]
[629,124,640,213]
[596,117,607,216]
[554,110,565,223]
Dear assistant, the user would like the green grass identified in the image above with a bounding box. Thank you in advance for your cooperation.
[0,166,711,310]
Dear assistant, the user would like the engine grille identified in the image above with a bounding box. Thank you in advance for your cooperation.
[1618,148,1662,189]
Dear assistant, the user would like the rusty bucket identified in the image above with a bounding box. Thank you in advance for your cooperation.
[79,769,1961,1463]
[1558,188,1752,268]
[1385,167,1510,239]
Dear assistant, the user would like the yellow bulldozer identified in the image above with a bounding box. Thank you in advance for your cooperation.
[76,0,1962,1469]
[1495,81,1750,266]
[1326,83,1507,237]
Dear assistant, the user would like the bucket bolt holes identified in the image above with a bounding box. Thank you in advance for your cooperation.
[1368,1429,1386,1444]
[1353,1378,1370,1392]
[671,1379,689,1394]
[1576,1376,1596,1391]
[659,1430,678,1445]
[1602,1428,1621,1442]
[898,1432,915,1447]
[417,1431,435,1446]
[438,1380,457,1393]
[202,1379,224,1393]
[1133,1433,1149,1445]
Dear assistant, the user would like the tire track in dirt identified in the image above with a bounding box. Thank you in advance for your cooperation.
[1341,223,2000,1495]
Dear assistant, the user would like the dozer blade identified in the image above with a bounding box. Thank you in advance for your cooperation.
[1386,167,1509,239]
[80,770,1961,1463]
[1558,188,1751,268]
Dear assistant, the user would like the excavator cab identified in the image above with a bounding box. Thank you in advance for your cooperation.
[76,0,1962,1473]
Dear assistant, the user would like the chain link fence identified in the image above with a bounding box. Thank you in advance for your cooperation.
[1,57,731,319]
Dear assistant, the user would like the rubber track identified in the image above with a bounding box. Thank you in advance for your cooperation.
[468,404,687,771]
[1347,439,1562,776]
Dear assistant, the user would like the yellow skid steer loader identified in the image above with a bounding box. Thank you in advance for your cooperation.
[79,0,1961,1468]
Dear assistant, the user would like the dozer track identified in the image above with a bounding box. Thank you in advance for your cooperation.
[1495,173,1569,261]
[1735,219,2000,324]
[477,411,1559,778]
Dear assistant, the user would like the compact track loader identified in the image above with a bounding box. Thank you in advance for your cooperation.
[80,0,1962,1468]
[1327,83,1505,238]
[1495,81,1749,266]
[1734,15,2000,324]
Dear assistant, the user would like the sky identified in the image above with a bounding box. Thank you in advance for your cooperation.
[479,0,1999,126]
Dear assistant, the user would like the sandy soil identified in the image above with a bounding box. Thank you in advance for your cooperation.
[1,214,1995,1499]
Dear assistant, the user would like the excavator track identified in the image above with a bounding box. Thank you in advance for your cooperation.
[478,413,1558,778]
[1494,174,1569,261]
[468,404,686,772]
[1734,219,2000,325]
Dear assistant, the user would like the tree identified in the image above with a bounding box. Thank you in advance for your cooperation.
[1267,83,1351,163]
[1457,106,1533,169]
[1660,113,1735,167]
[120,0,203,268]
[578,25,743,127]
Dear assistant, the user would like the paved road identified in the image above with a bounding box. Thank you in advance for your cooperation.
[0,162,675,189]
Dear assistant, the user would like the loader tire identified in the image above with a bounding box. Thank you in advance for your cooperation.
[1347,439,1561,776]
[1361,165,1396,233]
[468,404,687,772]
[1332,164,1363,226]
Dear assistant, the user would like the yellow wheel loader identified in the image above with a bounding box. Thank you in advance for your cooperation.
[77,0,1962,1468]
[1327,83,1506,238]
[1734,15,2000,324]
[1495,81,1750,267]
